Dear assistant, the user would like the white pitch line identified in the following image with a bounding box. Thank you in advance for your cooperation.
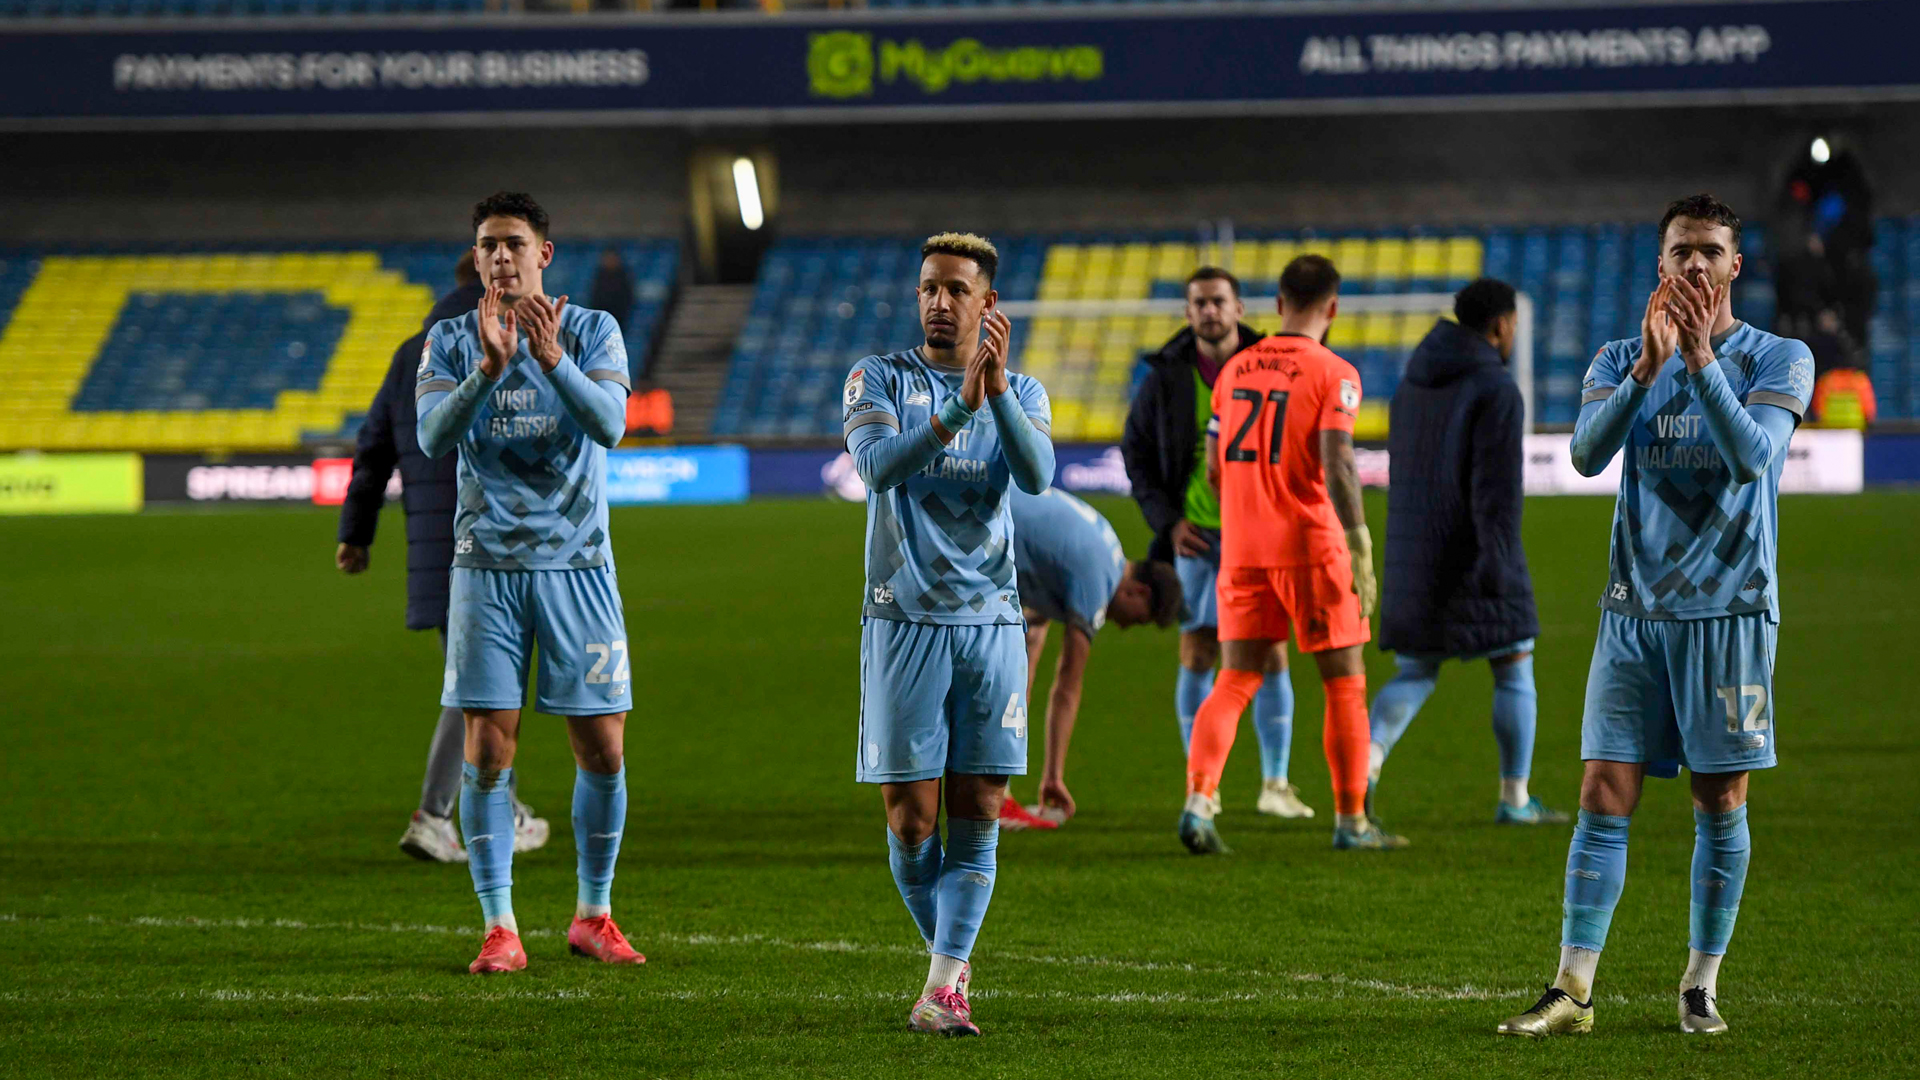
[0,913,1867,1009]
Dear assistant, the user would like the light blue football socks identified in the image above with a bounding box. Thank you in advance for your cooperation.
[1491,655,1538,781]
[1562,810,1631,952]
[887,828,942,946]
[1175,664,1205,749]
[1175,666,1212,751]
[931,818,998,963]
[572,765,627,916]
[1690,805,1750,955]
[460,761,517,929]
[1252,669,1295,782]
[1368,654,1440,765]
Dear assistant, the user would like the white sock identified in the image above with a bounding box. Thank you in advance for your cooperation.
[576,903,610,920]
[1682,949,1723,996]
[485,912,519,935]
[1501,777,1530,808]
[1368,742,1386,783]
[1263,776,1289,790]
[1183,792,1217,820]
[1554,946,1601,1002]
[1336,812,1368,833]
[923,953,968,996]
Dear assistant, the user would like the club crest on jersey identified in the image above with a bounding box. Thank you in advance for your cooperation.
[1788,355,1814,401]
[1338,379,1360,410]
[844,369,866,407]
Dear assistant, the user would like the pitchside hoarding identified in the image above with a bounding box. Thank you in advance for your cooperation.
[603,445,749,505]
[0,453,142,515]
[768,432,1866,501]
[0,1,1909,128]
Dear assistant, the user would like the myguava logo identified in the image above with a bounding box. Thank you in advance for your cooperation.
[809,32,873,99]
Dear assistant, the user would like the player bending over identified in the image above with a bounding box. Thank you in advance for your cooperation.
[417,192,643,974]
[845,233,1054,1036]
[1499,194,1809,1038]
[1179,254,1403,854]
[998,487,1182,830]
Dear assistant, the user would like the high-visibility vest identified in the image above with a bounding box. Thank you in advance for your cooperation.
[1811,369,1876,429]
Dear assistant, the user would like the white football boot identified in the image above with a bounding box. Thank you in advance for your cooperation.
[513,798,551,853]
[1256,779,1316,818]
[1678,986,1728,1034]
[399,811,466,863]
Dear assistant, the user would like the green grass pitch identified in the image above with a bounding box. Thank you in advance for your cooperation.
[2,491,1914,1079]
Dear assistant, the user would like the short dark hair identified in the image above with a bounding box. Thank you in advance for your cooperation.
[1131,560,1184,629]
[472,191,550,239]
[1186,266,1240,298]
[1278,254,1340,309]
[1454,277,1517,334]
[921,232,998,286]
[453,251,480,289]
[1658,193,1741,251]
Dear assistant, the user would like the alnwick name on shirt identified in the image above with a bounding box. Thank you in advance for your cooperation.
[488,386,559,439]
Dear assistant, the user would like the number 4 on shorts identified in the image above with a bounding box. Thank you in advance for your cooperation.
[1000,693,1027,739]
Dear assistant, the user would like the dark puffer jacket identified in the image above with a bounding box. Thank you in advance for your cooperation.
[336,283,482,631]
[1120,323,1265,564]
[1379,318,1539,657]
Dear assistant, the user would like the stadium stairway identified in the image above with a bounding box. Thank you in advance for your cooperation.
[647,284,756,439]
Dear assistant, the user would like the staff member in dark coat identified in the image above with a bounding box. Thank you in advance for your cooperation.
[335,255,548,863]
[1121,267,1310,820]
[1367,278,1566,826]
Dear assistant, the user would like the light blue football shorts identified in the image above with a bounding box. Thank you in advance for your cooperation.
[1174,530,1221,634]
[443,566,633,717]
[1581,610,1777,777]
[856,617,1028,783]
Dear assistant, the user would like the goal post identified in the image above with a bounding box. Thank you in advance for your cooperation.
[997,293,1535,439]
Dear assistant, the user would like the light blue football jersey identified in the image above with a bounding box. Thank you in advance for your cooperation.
[416,305,631,571]
[1010,488,1125,637]
[1581,321,1812,622]
[843,348,1053,625]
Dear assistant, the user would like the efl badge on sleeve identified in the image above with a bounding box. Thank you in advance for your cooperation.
[1339,379,1360,410]
[844,368,866,408]
[417,341,433,379]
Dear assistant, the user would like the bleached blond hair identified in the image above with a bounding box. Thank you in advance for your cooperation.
[920,232,999,285]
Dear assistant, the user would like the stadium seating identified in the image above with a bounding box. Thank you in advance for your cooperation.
[0,239,677,452]
[714,219,1920,440]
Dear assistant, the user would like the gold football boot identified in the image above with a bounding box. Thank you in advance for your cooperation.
[1497,986,1594,1037]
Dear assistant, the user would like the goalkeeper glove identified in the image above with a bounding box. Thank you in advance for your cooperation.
[1346,525,1377,620]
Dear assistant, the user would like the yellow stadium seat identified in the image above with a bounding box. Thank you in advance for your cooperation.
[1409,237,1446,280]
[1444,236,1484,281]
[1331,238,1370,281]
[1371,237,1408,282]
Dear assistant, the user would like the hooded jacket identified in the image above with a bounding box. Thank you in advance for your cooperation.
[336,282,483,631]
[1380,317,1538,656]
[1120,323,1265,565]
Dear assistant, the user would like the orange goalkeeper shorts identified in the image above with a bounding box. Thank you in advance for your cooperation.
[1215,561,1370,653]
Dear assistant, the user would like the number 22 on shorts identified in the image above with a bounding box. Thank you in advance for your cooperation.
[586,640,630,687]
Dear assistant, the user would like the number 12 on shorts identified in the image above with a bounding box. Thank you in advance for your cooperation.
[586,640,630,686]
[1716,684,1769,732]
